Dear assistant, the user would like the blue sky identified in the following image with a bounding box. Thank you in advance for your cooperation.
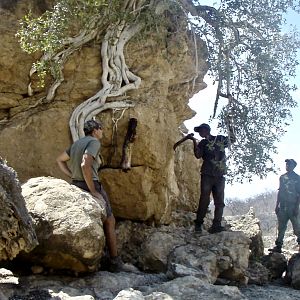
[184,4,300,199]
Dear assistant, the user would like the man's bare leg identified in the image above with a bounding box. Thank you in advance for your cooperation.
[103,215,118,258]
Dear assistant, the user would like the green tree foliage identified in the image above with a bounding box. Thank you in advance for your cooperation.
[16,0,300,182]
[187,0,300,182]
[16,0,144,86]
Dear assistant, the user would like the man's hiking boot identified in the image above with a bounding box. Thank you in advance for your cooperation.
[194,223,203,233]
[208,225,226,234]
[108,256,139,273]
[268,246,282,253]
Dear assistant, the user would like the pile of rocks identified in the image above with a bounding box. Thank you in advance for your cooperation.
[1,167,300,299]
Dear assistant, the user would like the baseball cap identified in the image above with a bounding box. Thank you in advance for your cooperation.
[285,159,297,168]
[194,123,211,132]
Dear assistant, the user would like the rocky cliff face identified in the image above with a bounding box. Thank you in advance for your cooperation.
[2,164,300,298]
[0,158,38,261]
[0,1,207,224]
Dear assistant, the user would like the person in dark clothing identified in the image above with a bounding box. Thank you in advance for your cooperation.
[56,120,125,272]
[269,159,300,253]
[188,123,236,233]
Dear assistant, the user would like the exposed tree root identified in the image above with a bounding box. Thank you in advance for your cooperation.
[69,21,143,141]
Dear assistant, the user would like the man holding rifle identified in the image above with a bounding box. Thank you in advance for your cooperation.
[174,120,235,234]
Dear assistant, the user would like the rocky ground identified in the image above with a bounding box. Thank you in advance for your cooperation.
[241,282,300,300]
[1,247,300,300]
[1,216,300,300]
[1,169,300,300]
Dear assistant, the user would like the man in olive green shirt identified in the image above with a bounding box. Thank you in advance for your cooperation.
[270,159,300,253]
[57,120,123,271]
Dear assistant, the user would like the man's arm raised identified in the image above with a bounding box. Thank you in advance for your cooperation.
[192,137,203,159]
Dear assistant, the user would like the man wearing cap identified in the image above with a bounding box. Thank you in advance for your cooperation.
[188,122,235,233]
[270,159,300,253]
[56,120,124,271]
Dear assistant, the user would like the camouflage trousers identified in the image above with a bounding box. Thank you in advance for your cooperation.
[275,206,300,247]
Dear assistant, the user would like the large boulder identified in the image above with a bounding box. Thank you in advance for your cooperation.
[225,207,264,259]
[116,221,250,284]
[140,230,186,273]
[285,253,300,289]
[167,231,250,284]
[21,177,107,273]
[261,252,287,280]
[0,158,37,261]
[173,127,201,212]
[246,260,269,285]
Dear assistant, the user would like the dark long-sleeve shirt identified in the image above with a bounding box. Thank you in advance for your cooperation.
[196,135,234,177]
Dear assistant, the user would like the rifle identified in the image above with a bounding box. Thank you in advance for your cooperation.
[173,133,194,151]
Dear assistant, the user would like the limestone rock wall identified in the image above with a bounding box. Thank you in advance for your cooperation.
[0,158,38,261]
[174,130,200,212]
[0,1,208,223]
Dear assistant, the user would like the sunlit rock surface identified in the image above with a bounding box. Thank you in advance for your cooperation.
[21,177,106,273]
[0,0,207,224]
[0,159,37,261]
